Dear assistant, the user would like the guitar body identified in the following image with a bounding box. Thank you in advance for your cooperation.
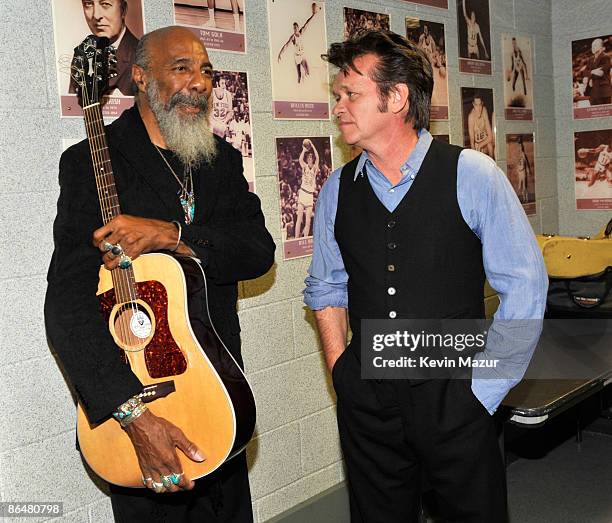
[76,253,256,487]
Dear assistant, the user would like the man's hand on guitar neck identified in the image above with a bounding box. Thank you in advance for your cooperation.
[92,214,194,270]
[124,409,205,493]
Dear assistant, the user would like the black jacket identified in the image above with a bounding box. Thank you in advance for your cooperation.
[589,51,612,101]
[45,106,275,424]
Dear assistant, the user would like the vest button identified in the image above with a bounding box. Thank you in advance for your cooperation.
[387,220,396,229]
[387,287,396,295]
[389,311,397,319]
[387,264,395,272]
[387,242,397,250]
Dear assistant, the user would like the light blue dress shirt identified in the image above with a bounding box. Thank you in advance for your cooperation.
[304,130,548,414]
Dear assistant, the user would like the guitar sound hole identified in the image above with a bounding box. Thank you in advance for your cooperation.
[98,280,188,378]
[114,303,153,351]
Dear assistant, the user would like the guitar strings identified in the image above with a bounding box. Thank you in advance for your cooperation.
[82,56,133,349]
[81,47,140,351]
[94,52,139,330]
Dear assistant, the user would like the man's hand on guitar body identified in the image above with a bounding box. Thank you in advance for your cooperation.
[93,214,194,270]
[124,409,205,493]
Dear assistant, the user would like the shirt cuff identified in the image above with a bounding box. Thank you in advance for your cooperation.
[303,293,348,311]
[471,377,515,415]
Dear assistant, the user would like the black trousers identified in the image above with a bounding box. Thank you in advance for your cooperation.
[333,348,507,523]
[109,451,253,523]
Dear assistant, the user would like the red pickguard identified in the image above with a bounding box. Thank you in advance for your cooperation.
[98,280,188,378]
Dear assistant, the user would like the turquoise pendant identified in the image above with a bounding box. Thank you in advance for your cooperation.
[180,196,195,225]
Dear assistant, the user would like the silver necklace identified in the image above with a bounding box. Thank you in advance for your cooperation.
[154,145,195,224]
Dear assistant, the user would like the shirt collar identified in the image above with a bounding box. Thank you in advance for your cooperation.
[354,128,433,181]
[111,26,127,50]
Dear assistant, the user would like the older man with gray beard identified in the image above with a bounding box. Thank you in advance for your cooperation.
[45,26,275,522]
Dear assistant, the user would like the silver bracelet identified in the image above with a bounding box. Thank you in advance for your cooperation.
[112,396,148,428]
[170,220,182,252]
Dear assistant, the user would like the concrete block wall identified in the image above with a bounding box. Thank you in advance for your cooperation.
[0,0,567,521]
[551,0,612,237]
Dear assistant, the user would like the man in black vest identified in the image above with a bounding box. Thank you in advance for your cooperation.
[304,31,547,522]
[46,26,275,521]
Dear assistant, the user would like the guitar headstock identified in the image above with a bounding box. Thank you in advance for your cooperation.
[70,35,118,107]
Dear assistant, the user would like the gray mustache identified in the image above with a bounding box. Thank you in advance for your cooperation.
[168,93,209,112]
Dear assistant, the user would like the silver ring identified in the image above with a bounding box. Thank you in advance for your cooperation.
[102,241,114,252]
[151,481,165,494]
[142,476,153,487]
[118,253,132,269]
[161,475,173,488]
[111,243,124,256]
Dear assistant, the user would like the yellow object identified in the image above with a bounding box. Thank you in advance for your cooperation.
[537,220,612,278]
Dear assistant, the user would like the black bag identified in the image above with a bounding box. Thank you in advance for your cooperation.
[546,268,612,318]
[543,218,612,319]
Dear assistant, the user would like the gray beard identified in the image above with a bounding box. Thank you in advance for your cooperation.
[146,80,217,169]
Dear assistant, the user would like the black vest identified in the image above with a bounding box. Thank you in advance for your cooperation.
[335,139,485,339]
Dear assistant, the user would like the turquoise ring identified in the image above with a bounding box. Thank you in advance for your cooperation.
[118,254,132,269]
[170,472,183,485]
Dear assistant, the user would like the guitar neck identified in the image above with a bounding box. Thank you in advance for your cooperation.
[83,103,121,225]
[83,103,137,303]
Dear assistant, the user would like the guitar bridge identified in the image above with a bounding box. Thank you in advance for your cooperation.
[137,381,175,403]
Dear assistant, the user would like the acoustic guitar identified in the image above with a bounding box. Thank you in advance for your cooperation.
[69,35,256,487]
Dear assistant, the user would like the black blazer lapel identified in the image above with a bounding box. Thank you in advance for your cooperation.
[107,106,180,216]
